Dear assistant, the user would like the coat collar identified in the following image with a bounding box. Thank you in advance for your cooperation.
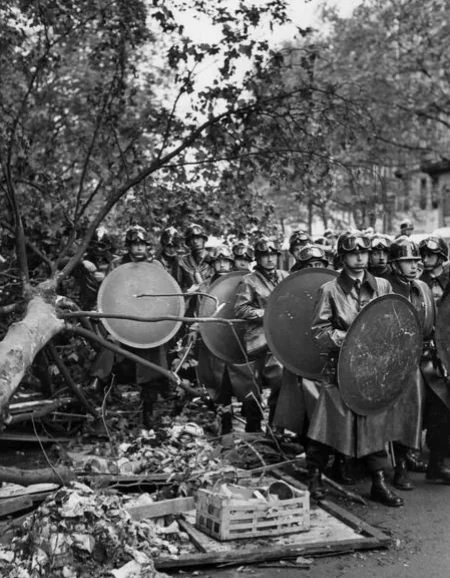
[337,269,377,295]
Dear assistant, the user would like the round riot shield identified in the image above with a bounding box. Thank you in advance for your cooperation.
[436,289,450,375]
[98,262,185,349]
[338,294,422,416]
[198,271,248,364]
[264,268,339,379]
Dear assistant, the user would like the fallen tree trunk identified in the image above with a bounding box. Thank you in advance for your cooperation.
[0,295,64,418]
[0,465,74,486]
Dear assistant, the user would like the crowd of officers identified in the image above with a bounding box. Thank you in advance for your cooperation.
[75,219,450,509]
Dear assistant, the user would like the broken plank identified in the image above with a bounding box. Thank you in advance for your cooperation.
[178,518,209,553]
[0,496,33,517]
[126,497,195,521]
[154,536,386,570]
[272,470,390,545]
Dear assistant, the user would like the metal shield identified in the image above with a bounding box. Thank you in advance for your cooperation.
[436,289,450,375]
[264,268,339,379]
[338,294,422,416]
[198,271,248,364]
[97,262,185,349]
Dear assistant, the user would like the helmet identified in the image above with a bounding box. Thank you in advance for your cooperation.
[254,236,281,255]
[370,233,391,251]
[125,225,149,246]
[419,236,449,261]
[210,244,234,262]
[323,228,336,239]
[336,231,371,256]
[289,230,312,251]
[185,223,208,242]
[90,227,112,254]
[400,219,414,233]
[389,237,421,261]
[297,244,328,264]
[160,226,182,247]
[232,242,254,261]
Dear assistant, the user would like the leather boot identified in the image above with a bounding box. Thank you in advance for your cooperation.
[405,449,427,473]
[330,454,355,485]
[370,470,404,507]
[245,420,262,433]
[142,400,154,429]
[219,408,233,436]
[425,452,450,484]
[307,467,326,501]
[393,458,414,491]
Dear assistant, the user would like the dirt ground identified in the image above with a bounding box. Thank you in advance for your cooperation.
[178,469,450,578]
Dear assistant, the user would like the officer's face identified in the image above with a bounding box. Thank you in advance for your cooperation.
[129,242,148,260]
[290,244,304,261]
[304,259,326,269]
[421,251,439,271]
[396,259,419,280]
[370,249,388,267]
[343,250,369,273]
[213,258,232,274]
[258,252,277,271]
[189,235,205,251]
[163,243,177,258]
[234,258,251,271]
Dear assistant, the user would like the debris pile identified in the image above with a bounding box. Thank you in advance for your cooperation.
[0,482,189,578]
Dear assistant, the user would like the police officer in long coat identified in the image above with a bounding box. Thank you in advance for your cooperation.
[306,231,417,507]
[234,237,288,431]
[112,225,169,427]
[195,245,259,434]
[419,235,450,303]
[387,237,450,486]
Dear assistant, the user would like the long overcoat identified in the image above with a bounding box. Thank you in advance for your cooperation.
[308,270,422,457]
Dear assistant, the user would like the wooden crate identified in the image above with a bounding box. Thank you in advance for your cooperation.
[195,484,310,541]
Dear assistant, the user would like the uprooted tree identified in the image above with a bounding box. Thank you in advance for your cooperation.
[1,0,330,419]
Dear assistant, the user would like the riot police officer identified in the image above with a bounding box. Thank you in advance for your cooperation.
[307,231,406,507]
[232,242,254,272]
[234,237,288,431]
[156,226,184,286]
[114,225,170,427]
[179,223,214,291]
[289,231,313,272]
[196,245,259,434]
[388,237,450,486]
[419,235,450,303]
[368,233,392,278]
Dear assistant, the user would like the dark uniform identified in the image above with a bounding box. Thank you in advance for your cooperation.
[195,245,259,434]
[389,237,450,485]
[155,226,184,287]
[178,223,214,292]
[234,237,288,430]
[112,226,170,427]
[419,236,450,304]
[306,231,406,507]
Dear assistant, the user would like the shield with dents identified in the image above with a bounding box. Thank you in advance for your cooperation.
[436,289,450,375]
[198,271,248,364]
[98,262,185,349]
[264,268,339,379]
[338,294,422,415]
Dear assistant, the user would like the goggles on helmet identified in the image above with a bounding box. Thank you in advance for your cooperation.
[420,237,440,252]
[211,245,233,261]
[340,235,371,252]
[371,236,390,251]
[254,239,280,254]
[298,245,327,262]
[126,228,148,245]
[233,243,253,260]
